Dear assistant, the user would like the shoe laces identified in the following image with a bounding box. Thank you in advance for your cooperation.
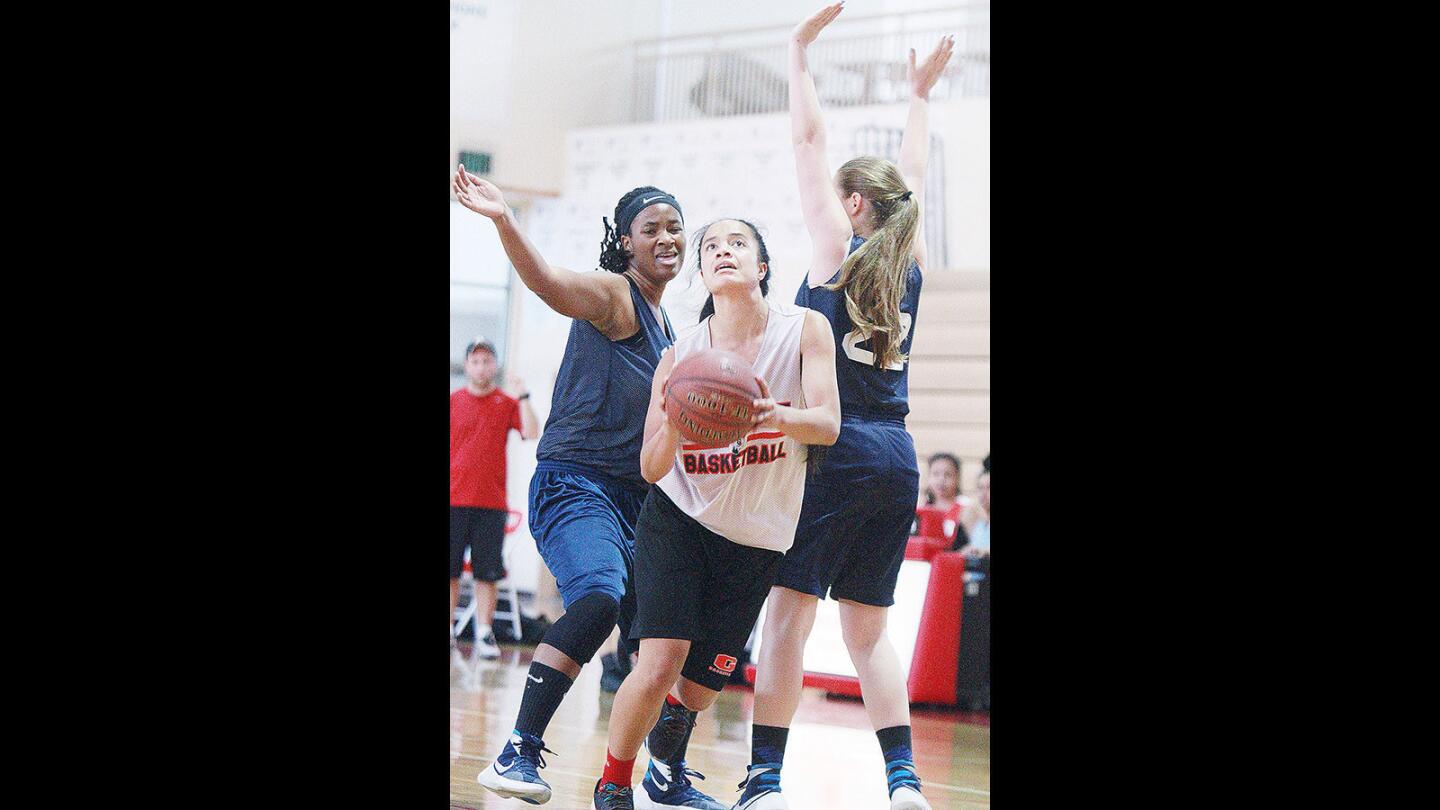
[665,762,708,794]
[506,733,555,777]
[596,781,634,805]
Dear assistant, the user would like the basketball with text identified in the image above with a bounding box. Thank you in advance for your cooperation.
[664,349,762,448]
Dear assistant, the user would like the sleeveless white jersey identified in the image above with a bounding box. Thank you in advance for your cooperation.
[658,300,809,552]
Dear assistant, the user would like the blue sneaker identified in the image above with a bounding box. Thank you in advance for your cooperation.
[477,730,555,804]
[594,779,636,810]
[636,756,726,809]
[730,763,786,810]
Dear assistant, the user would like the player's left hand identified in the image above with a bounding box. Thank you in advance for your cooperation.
[909,34,955,100]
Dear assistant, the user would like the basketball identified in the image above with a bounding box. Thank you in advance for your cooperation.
[665,349,762,447]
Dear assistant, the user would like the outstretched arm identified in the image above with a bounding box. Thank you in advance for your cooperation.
[453,166,630,329]
[897,35,954,274]
[789,3,853,287]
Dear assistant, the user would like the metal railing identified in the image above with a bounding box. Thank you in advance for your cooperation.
[631,4,988,122]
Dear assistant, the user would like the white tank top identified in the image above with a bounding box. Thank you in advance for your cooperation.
[657,300,809,552]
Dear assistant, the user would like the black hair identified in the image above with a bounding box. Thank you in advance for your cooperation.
[982,453,990,473]
[924,452,962,505]
[599,186,673,273]
[693,218,772,322]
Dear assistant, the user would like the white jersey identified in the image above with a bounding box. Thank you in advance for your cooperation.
[658,300,809,552]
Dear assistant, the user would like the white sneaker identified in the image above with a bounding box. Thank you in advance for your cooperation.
[890,786,932,810]
[476,627,501,659]
[732,792,788,809]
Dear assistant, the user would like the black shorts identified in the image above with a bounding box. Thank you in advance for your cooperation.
[449,506,508,582]
[630,487,783,692]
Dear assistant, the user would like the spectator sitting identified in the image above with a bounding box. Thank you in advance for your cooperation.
[959,468,989,559]
[916,452,967,547]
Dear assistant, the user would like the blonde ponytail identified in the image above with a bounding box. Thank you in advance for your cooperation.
[826,157,920,370]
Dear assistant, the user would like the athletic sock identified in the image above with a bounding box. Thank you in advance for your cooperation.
[602,748,636,787]
[513,662,572,739]
[876,724,921,796]
[647,694,698,763]
[751,724,790,767]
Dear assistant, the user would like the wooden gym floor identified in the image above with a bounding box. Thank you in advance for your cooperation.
[450,641,990,809]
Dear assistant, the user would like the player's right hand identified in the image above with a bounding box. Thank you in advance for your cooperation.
[453,165,508,219]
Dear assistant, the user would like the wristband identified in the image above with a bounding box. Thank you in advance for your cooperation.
[518,393,531,400]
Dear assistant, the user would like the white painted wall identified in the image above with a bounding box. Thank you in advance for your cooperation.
[450,0,984,191]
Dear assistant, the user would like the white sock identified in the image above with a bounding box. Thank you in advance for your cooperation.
[478,624,492,639]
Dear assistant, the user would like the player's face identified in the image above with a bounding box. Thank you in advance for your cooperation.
[465,348,497,387]
[977,472,990,515]
[699,220,766,294]
[929,460,959,500]
[622,204,685,281]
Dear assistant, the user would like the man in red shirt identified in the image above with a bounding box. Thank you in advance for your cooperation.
[452,336,539,657]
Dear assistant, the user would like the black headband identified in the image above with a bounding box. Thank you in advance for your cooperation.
[616,191,683,236]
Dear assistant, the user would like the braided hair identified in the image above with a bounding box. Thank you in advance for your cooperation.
[599,186,672,273]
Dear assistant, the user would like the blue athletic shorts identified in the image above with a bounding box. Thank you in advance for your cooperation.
[775,419,920,607]
[528,461,649,630]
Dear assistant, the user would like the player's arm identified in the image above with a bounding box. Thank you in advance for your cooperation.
[640,348,682,484]
[752,310,841,446]
[453,166,630,330]
[789,3,854,288]
[897,35,954,275]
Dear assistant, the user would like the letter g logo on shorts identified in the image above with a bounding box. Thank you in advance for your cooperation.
[711,654,737,674]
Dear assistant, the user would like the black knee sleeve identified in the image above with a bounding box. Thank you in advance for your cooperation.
[540,592,621,666]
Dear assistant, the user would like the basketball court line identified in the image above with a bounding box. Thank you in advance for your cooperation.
[448,705,990,797]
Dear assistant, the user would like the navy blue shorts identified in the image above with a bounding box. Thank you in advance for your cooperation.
[528,462,649,635]
[775,419,919,607]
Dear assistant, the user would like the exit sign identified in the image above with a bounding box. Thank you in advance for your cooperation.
[459,151,492,175]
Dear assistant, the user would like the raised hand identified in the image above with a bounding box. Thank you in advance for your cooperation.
[908,34,956,100]
[502,373,527,397]
[792,2,843,47]
[452,163,509,219]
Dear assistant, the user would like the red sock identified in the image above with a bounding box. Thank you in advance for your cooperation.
[665,694,683,708]
[602,748,635,787]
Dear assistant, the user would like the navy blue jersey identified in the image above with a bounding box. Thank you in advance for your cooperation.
[795,234,922,421]
[535,275,674,489]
